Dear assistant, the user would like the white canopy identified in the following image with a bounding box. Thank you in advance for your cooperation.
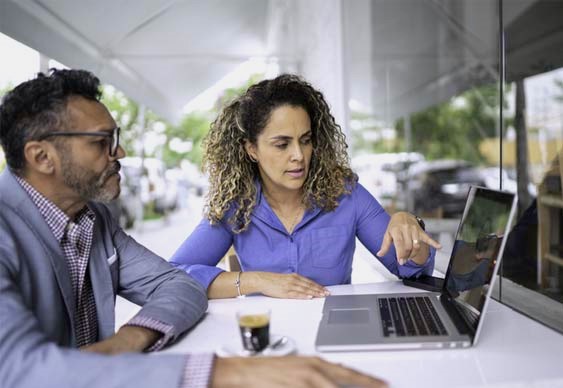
[1,0,560,125]
[0,0,272,122]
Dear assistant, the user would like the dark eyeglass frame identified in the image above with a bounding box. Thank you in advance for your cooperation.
[38,127,121,157]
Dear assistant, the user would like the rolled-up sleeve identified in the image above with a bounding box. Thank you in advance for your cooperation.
[106,204,208,341]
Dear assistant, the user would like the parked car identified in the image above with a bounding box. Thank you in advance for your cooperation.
[351,152,424,209]
[404,160,486,218]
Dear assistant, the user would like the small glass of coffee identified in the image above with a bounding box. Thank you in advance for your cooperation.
[237,308,270,353]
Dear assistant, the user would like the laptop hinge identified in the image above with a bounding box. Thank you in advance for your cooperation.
[440,294,475,336]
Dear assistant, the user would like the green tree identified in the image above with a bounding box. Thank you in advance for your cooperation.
[349,111,400,155]
[102,86,180,167]
[101,87,140,156]
[214,74,263,109]
[162,73,264,168]
[162,112,212,167]
[104,74,265,169]
[396,83,511,164]
[101,87,165,158]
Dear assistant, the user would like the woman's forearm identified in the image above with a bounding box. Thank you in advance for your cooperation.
[207,271,261,299]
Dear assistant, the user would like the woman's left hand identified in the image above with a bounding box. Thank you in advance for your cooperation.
[377,212,442,266]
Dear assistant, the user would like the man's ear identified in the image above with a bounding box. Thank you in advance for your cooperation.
[23,141,57,175]
[244,141,258,162]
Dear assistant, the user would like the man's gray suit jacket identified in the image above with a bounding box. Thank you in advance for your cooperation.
[0,169,209,387]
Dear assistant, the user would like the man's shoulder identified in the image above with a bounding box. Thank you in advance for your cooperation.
[0,176,26,269]
[0,169,21,201]
[0,171,28,223]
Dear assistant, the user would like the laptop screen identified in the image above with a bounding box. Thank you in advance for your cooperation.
[443,186,516,331]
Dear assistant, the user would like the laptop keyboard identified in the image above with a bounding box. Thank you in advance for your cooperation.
[379,296,448,337]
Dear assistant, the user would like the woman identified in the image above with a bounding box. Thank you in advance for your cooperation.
[171,74,441,299]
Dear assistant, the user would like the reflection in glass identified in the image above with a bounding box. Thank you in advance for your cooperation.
[444,189,513,329]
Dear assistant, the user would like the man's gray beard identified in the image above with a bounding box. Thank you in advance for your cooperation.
[60,156,120,203]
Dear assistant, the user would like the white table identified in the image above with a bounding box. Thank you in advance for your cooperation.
[161,282,563,388]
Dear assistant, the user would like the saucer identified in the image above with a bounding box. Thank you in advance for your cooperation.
[216,334,296,357]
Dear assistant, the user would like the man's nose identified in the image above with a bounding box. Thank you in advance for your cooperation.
[111,145,126,160]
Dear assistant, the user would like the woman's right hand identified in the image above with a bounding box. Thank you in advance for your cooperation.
[249,272,330,299]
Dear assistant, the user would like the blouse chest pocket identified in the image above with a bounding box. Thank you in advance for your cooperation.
[310,226,349,269]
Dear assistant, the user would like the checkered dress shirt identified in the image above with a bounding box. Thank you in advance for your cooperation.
[16,177,214,387]
[16,176,98,346]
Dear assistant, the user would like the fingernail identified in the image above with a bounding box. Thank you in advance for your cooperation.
[308,295,313,299]
[376,251,382,256]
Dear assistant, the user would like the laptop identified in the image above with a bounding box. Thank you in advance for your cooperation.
[315,186,517,351]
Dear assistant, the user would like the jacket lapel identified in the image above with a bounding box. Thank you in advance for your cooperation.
[89,216,116,339]
[1,170,77,340]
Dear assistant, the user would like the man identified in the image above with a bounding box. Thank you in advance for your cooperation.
[0,69,386,388]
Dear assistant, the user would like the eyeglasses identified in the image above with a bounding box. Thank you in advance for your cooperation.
[38,127,121,157]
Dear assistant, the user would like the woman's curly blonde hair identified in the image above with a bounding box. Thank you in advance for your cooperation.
[203,74,356,233]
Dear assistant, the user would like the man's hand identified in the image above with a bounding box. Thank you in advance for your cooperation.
[247,272,330,299]
[377,212,441,265]
[80,326,162,355]
[211,356,387,388]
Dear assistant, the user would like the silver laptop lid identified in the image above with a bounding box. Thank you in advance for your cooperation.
[441,186,517,341]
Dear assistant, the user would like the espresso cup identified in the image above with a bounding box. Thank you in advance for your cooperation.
[237,308,270,352]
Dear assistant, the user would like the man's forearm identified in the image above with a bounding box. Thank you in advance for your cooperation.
[118,326,162,351]
[81,326,162,354]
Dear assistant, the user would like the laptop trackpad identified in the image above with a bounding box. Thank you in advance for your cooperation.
[328,309,370,324]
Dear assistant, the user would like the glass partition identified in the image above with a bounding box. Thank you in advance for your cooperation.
[500,0,563,333]
[343,0,502,274]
